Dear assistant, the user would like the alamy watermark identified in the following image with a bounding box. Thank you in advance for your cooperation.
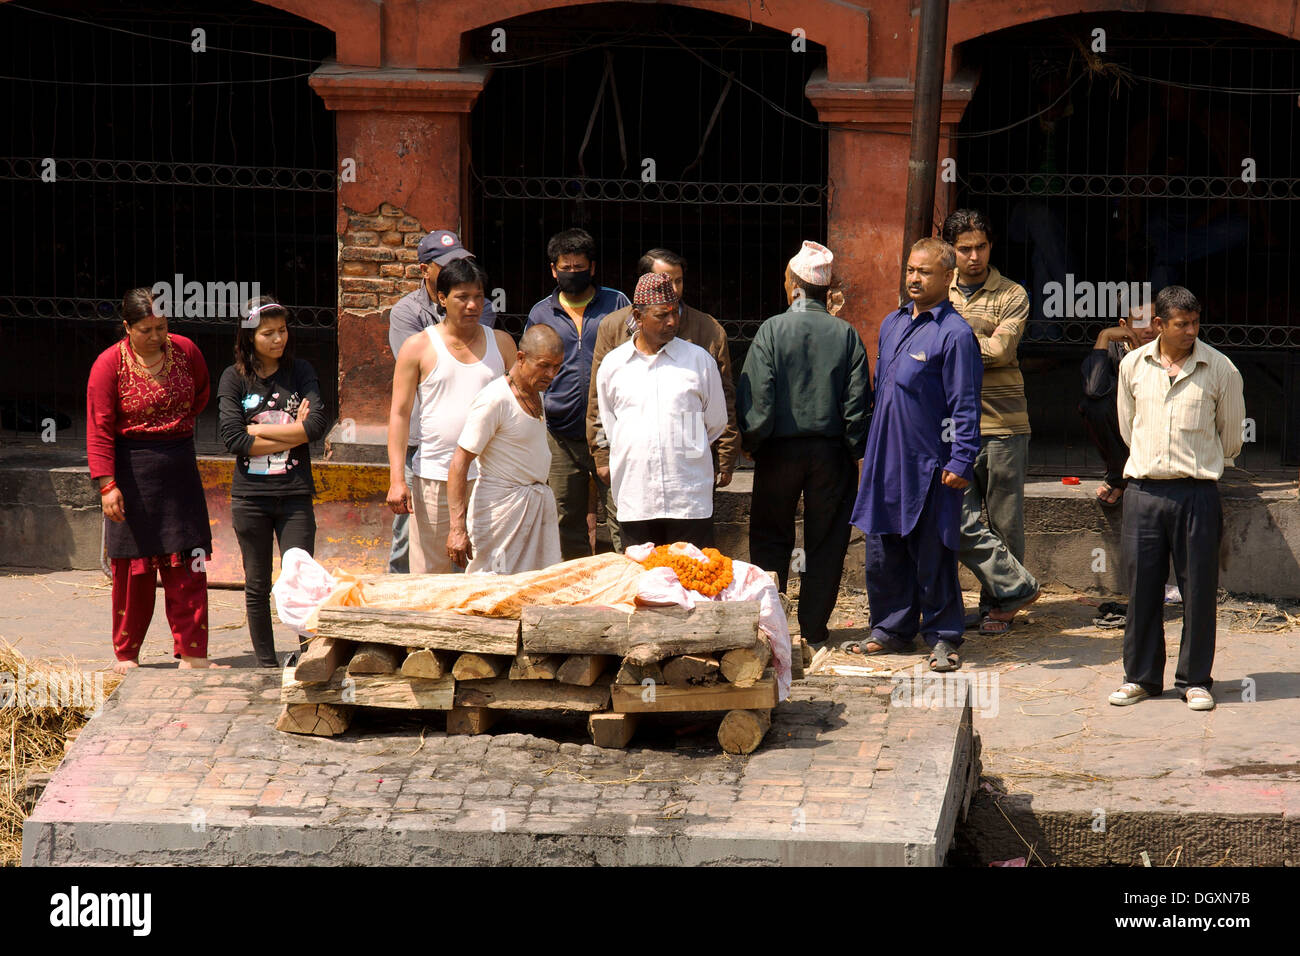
[890,662,1000,718]
[1,664,107,714]
[150,274,262,322]
[1041,277,1152,321]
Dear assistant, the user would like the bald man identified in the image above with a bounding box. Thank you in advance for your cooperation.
[447,324,565,573]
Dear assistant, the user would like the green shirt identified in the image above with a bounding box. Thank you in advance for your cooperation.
[737,300,871,458]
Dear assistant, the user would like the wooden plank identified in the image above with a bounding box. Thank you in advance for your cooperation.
[521,601,759,656]
[316,606,519,655]
[401,648,453,679]
[719,633,772,687]
[789,637,806,681]
[611,677,777,714]
[452,652,509,680]
[281,664,454,710]
[717,708,772,755]
[347,642,405,675]
[508,652,563,680]
[662,654,721,687]
[446,706,498,735]
[614,658,664,685]
[294,637,355,684]
[454,678,611,712]
[275,702,353,736]
[556,654,613,686]
[588,712,638,749]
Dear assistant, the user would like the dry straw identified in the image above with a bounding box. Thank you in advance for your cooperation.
[0,641,120,866]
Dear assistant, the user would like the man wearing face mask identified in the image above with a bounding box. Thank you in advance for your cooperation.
[525,228,630,560]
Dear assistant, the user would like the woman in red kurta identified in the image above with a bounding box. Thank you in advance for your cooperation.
[86,288,227,673]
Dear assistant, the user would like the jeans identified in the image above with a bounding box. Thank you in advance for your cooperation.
[232,494,316,667]
[387,445,417,573]
[957,434,1038,612]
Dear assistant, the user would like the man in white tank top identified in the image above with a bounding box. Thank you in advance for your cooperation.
[386,259,517,573]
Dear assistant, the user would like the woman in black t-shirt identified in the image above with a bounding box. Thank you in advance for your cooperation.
[218,296,328,666]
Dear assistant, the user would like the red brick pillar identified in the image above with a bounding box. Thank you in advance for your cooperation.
[806,72,973,371]
[309,64,489,461]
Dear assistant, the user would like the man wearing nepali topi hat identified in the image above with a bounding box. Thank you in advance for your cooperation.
[737,240,870,649]
[596,271,727,551]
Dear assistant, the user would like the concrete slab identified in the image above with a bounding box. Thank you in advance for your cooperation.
[21,669,974,867]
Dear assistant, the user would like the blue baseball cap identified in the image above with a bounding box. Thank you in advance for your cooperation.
[418,230,474,266]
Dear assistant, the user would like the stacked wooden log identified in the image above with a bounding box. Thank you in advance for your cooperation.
[276,600,789,754]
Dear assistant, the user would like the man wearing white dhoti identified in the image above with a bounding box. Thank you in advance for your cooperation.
[447,325,565,573]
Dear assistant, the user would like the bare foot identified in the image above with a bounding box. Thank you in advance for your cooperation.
[113,659,140,675]
[178,656,229,669]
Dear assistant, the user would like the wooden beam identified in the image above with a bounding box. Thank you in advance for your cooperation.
[454,678,611,712]
[662,654,721,687]
[275,702,353,736]
[719,633,772,687]
[347,642,405,675]
[452,652,509,680]
[316,606,519,655]
[401,648,453,679]
[789,637,806,681]
[508,652,564,680]
[281,665,454,710]
[611,677,777,714]
[521,601,759,655]
[614,658,664,685]
[556,654,613,687]
[588,712,638,749]
[294,637,355,684]
[717,708,772,755]
[446,706,498,735]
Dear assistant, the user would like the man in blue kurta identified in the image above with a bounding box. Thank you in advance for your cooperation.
[851,238,983,671]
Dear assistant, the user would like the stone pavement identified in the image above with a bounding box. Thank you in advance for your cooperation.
[819,587,1300,865]
[21,668,973,866]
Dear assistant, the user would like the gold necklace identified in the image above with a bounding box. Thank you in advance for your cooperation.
[130,342,166,372]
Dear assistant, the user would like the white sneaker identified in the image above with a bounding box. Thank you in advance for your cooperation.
[1109,682,1150,706]
[1185,687,1215,711]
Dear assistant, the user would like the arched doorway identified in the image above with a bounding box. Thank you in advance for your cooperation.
[0,0,337,452]
[463,3,829,359]
[954,13,1300,472]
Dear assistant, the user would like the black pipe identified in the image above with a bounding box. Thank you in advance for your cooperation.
[899,0,952,305]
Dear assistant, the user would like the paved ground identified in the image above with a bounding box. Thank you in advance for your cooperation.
[6,567,1300,864]
[816,586,1300,865]
[21,667,971,866]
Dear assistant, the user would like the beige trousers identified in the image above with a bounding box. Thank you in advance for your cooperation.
[409,475,475,574]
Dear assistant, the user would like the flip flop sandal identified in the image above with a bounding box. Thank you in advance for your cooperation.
[855,634,914,655]
[1096,483,1124,507]
[928,640,961,672]
[979,616,1012,635]
[1092,613,1126,629]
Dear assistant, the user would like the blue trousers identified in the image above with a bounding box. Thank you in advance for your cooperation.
[865,484,964,649]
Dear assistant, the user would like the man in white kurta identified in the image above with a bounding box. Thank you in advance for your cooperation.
[447,325,564,573]
[596,271,727,550]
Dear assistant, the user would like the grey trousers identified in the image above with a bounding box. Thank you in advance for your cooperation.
[958,434,1038,612]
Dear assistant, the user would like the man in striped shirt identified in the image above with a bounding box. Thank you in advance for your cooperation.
[1109,285,1245,713]
[942,210,1040,635]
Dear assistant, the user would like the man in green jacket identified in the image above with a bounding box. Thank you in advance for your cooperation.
[738,241,871,647]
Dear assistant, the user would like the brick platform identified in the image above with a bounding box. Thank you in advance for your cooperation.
[23,668,974,866]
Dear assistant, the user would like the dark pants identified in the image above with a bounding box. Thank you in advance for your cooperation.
[620,517,714,551]
[1121,479,1221,696]
[1079,396,1129,489]
[749,436,856,645]
[548,432,618,560]
[232,494,316,667]
[864,481,964,649]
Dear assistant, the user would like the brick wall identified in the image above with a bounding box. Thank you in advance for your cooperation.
[338,203,425,310]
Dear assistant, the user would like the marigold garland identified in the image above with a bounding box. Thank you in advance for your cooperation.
[638,544,734,597]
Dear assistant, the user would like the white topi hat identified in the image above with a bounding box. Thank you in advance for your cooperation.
[789,240,834,285]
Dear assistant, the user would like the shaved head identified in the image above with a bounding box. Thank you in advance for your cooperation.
[520,323,563,359]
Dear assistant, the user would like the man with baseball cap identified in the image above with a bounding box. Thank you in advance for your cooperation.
[738,240,870,648]
[386,229,497,573]
[596,272,726,550]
